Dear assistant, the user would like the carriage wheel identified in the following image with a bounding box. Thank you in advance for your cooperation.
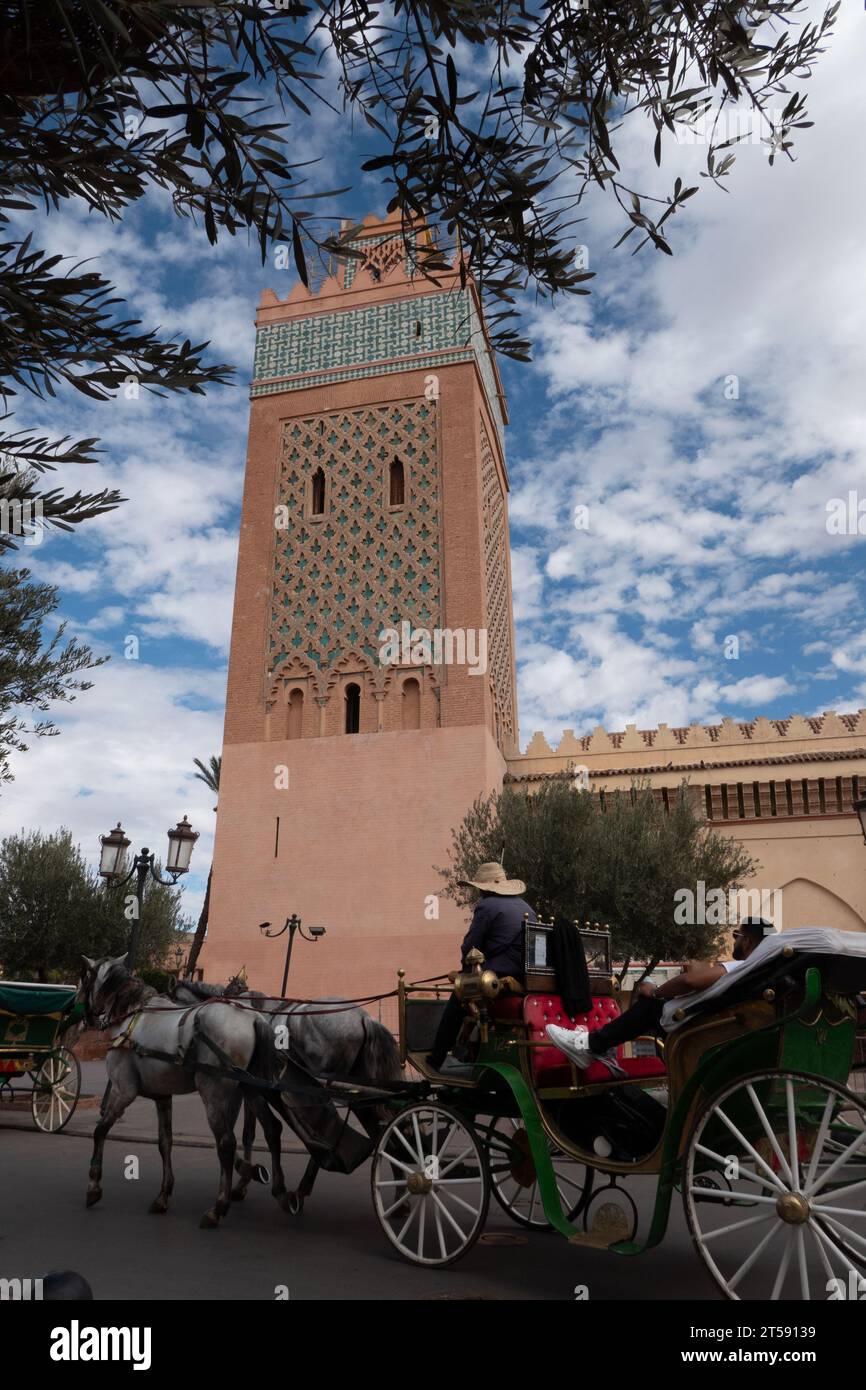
[483,1115,592,1230]
[372,1102,489,1268]
[31,1048,81,1133]
[684,1069,866,1300]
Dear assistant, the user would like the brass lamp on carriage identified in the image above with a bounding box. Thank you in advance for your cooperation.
[98,816,199,969]
[452,947,503,1041]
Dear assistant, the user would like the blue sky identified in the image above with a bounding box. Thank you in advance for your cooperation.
[3,3,866,921]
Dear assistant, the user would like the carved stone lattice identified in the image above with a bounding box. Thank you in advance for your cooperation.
[362,237,404,276]
[269,400,442,681]
[480,418,515,749]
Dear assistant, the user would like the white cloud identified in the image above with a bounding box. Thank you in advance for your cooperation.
[509,3,866,743]
[0,658,224,920]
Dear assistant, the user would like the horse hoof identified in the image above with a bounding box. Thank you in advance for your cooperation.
[283,1192,303,1216]
[230,1185,246,1202]
[148,1199,168,1215]
[86,1188,102,1208]
[199,1211,220,1229]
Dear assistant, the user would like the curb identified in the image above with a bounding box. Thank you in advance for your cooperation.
[0,1117,306,1154]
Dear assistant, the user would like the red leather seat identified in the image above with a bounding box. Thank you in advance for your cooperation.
[523,993,666,1087]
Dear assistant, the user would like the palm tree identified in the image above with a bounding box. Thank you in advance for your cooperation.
[184,755,221,978]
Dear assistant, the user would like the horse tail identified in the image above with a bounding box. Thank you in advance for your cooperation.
[249,1015,282,1089]
[363,1018,402,1085]
[244,1015,292,1130]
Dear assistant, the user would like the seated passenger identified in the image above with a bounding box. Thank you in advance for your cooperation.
[427,862,536,1071]
[545,918,776,1072]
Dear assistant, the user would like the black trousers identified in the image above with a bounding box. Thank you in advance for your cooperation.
[427,991,465,1066]
[587,994,664,1052]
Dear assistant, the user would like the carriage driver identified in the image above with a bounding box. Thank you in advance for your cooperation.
[426,863,537,1072]
[545,918,777,1073]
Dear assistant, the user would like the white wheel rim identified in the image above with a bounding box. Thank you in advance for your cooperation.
[373,1105,488,1266]
[33,1052,79,1132]
[685,1071,866,1300]
[487,1116,586,1228]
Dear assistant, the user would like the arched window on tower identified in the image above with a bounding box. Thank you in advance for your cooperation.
[287,688,304,740]
[389,457,405,508]
[311,467,326,516]
[345,682,361,734]
[401,677,421,730]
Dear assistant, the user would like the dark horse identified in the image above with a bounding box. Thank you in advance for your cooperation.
[172,979,401,1212]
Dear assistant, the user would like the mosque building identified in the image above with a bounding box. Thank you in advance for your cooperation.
[201,213,866,1014]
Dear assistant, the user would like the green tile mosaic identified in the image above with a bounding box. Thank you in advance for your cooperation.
[252,291,505,439]
[268,400,443,677]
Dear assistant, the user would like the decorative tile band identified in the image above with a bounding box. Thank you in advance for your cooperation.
[250,350,475,398]
[252,288,505,439]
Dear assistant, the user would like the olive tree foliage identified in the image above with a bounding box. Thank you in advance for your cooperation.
[0,0,838,545]
[0,564,104,785]
[0,826,190,981]
[437,777,757,979]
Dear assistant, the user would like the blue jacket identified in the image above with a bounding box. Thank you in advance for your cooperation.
[461,895,536,979]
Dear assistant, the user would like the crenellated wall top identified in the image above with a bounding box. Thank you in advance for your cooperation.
[513,711,866,769]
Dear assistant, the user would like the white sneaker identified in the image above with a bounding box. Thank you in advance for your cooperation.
[544,1023,626,1078]
[545,1023,593,1066]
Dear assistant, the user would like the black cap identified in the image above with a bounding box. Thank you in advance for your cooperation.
[738,918,775,939]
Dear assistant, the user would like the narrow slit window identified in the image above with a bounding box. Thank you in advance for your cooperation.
[401,677,421,729]
[311,467,326,516]
[389,457,405,508]
[287,688,303,740]
[345,682,361,734]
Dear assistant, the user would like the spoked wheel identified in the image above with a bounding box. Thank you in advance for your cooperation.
[684,1069,866,1300]
[483,1115,592,1230]
[372,1102,489,1267]
[31,1048,81,1133]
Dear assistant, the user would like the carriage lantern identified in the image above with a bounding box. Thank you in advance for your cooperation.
[98,823,131,879]
[166,815,199,875]
[854,795,866,845]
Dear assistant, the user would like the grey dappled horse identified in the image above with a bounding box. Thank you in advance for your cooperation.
[78,956,301,1227]
[172,980,401,1212]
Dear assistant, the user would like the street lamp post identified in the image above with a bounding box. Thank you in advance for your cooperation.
[259,915,325,997]
[99,817,199,969]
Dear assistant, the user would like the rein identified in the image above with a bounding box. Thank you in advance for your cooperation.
[102,971,453,1029]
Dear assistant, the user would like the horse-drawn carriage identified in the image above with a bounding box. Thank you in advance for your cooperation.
[370,922,866,1299]
[0,980,83,1131]
[75,924,866,1300]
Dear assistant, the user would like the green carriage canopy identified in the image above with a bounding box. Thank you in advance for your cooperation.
[0,981,79,1016]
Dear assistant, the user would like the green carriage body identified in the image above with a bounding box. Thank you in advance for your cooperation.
[379,928,866,1294]
[0,981,83,1130]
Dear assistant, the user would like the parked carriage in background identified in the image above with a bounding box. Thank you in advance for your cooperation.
[368,921,866,1300]
[0,981,83,1131]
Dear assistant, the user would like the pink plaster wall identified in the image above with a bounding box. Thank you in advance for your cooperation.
[201,725,506,1027]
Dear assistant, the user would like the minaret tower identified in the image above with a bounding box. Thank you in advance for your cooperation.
[203,213,518,1010]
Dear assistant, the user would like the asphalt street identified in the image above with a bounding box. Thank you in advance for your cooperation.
[0,1121,722,1301]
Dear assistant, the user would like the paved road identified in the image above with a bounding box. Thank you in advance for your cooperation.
[0,1121,722,1301]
